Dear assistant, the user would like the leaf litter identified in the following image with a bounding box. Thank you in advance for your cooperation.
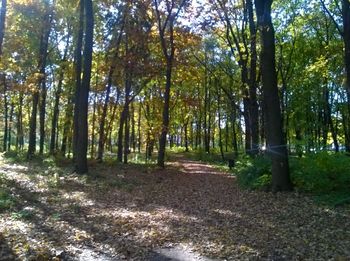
[0,157,349,260]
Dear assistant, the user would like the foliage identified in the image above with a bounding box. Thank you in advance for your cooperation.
[235,155,272,190]
[0,174,16,211]
[291,153,350,205]
[234,152,350,205]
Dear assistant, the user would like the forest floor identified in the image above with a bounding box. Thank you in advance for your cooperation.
[0,154,350,260]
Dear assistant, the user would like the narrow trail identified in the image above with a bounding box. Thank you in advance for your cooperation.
[0,156,349,260]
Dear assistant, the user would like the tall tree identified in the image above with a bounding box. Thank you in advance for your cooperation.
[74,0,94,173]
[255,0,293,191]
[154,0,187,167]
[0,0,6,56]
[27,2,53,159]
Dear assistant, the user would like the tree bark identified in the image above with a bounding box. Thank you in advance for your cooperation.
[3,75,7,151]
[75,0,94,174]
[0,0,7,56]
[73,0,85,159]
[255,0,293,192]
[343,0,350,152]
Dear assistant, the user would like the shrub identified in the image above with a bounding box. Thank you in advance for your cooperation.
[235,155,272,190]
[291,152,350,194]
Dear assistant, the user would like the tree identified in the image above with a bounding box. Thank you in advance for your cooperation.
[0,0,7,56]
[153,0,188,167]
[74,0,94,173]
[255,0,293,192]
[27,2,53,159]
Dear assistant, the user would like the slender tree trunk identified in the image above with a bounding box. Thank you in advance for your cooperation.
[16,93,24,151]
[255,0,292,191]
[0,0,7,56]
[217,88,224,161]
[157,58,172,167]
[3,75,7,152]
[39,4,53,155]
[137,103,141,153]
[184,120,189,152]
[131,103,136,152]
[61,97,73,156]
[75,0,94,173]
[90,93,97,158]
[7,102,13,151]
[117,109,127,162]
[50,33,70,154]
[123,108,130,164]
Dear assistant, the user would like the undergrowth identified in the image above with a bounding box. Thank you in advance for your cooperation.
[234,152,350,206]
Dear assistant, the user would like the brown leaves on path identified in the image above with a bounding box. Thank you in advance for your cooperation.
[0,156,349,260]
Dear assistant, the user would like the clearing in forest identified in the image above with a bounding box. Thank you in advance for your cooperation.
[0,155,349,260]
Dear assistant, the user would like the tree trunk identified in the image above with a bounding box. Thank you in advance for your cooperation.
[3,75,7,152]
[137,103,141,153]
[39,3,53,155]
[0,0,7,56]
[255,0,292,192]
[75,0,94,174]
[50,32,70,155]
[7,102,13,151]
[247,0,259,155]
[157,58,172,167]
[73,0,85,159]
[97,69,113,161]
[28,3,52,158]
[90,93,97,158]
[16,93,24,151]
[117,106,127,162]
[342,0,350,152]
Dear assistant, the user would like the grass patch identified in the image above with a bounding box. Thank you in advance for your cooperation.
[11,208,35,220]
[0,173,16,211]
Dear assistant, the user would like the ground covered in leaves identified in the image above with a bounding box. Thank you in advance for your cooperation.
[0,154,349,260]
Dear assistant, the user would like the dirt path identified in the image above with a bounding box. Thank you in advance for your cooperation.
[0,156,350,260]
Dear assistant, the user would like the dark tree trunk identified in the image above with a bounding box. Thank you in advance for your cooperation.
[16,93,24,151]
[123,107,130,164]
[217,88,224,161]
[61,97,73,156]
[343,0,350,152]
[158,59,172,167]
[247,0,259,155]
[255,0,293,192]
[75,0,94,174]
[184,121,189,152]
[97,68,113,161]
[90,93,97,158]
[7,102,13,151]
[117,105,128,162]
[0,0,7,56]
[3,75,7,152]
[137,103,141,153]
[39,3,53,155]
[50,32,70,155]
[131,103,136,152]
[73,0,84,159]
